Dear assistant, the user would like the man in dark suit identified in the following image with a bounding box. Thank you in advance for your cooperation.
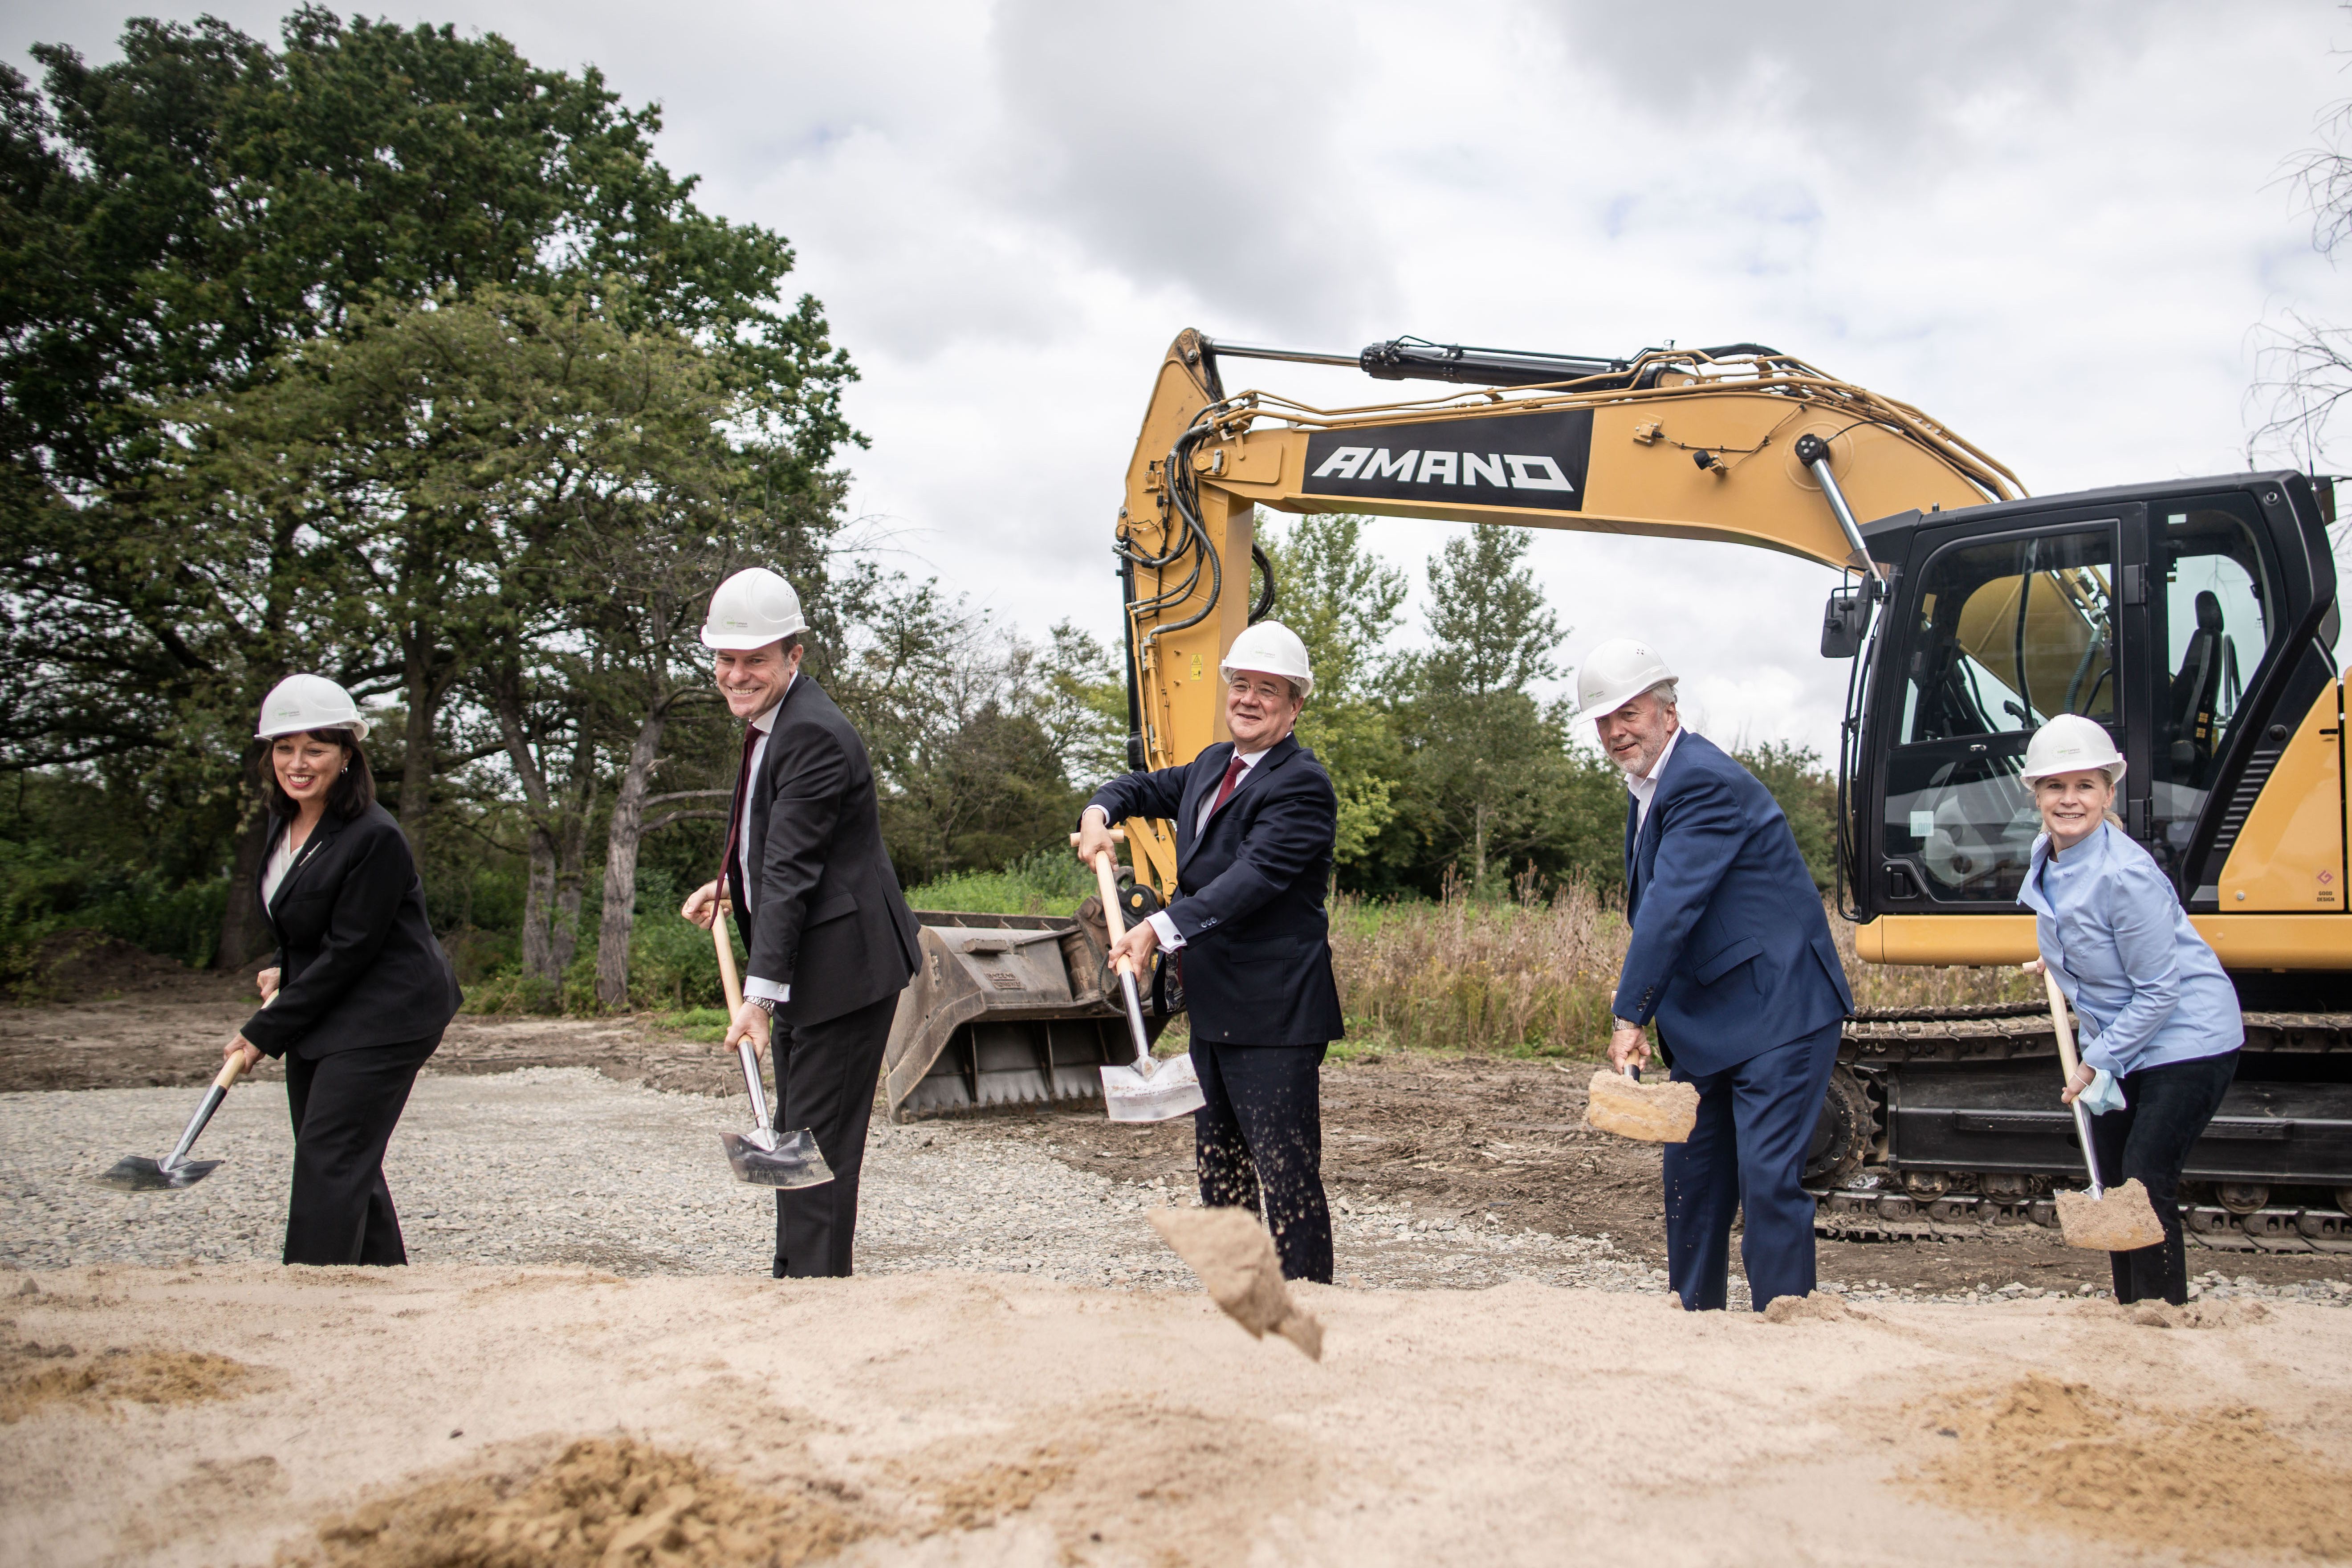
[1076,621,1344,1282]
[1580,638,1854,1312]
[682,567,922,1278]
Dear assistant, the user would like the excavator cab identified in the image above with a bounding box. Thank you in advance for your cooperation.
[1848,476,2335,923]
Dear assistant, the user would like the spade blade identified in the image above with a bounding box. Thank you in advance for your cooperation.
[95,1156,223,1193]
[719,1125,834,1189]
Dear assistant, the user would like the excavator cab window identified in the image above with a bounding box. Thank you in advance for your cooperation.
[1881,526,2119,903]
[2148,495,2276,878]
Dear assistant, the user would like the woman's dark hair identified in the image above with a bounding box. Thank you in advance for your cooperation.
[259,728,376,821]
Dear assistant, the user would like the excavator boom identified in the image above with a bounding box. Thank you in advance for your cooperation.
[1110,328,2020,893]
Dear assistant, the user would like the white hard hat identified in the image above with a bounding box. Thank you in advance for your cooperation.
[1220,620,1314,697]
[256,673,371,741]
[700,567,809,651]
[2020,713,2126,784]
[1573,638,1676,723]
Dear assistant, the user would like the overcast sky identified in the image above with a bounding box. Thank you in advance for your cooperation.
[12,1,2351,753]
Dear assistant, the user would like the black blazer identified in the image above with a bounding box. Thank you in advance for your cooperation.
[240,803,462,1059]
[731,676,921,1027]
[1087,733,1344,1047]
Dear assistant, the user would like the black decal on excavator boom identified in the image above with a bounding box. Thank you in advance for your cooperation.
[1302,407,1593,513]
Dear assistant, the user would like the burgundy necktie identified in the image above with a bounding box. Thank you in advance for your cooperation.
[720,723,761,900]
[1208,753,1247,819]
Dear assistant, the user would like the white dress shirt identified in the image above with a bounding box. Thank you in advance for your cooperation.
[1086,744,1274,954]
[1623,725,1684,835]
[741,675,794,1006]
[259,831,299,907]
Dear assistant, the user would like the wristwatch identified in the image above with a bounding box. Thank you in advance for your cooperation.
[1611,1016,1641,1033]
[749,996,777,1014]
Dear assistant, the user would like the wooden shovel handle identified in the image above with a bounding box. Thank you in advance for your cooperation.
[216,985,277,1091]
[1069,833,1145,979]
[2041,967,2083,1082]
[712,901,745,1014]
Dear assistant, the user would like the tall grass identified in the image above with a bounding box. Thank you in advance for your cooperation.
[1329,883,2032,1057]
[903,848,1095,917]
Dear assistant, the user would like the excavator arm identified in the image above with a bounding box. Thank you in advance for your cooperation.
[1111,327,2023,895]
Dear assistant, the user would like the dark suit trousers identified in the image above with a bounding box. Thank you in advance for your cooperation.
[1663,1020,1840,1312]
[770,992,898,1278]
[1192,1042,1332,1283]
[2088,1048,2239,1306]
[281,1034,439,1267]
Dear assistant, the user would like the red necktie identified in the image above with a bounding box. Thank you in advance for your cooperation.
[720,723,762,900]
[1208,753,1247,818]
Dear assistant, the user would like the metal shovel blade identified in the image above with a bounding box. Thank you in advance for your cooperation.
[719,1125,835,1189]
[94,1156,222,1193]
[1101,1054,1206,1123]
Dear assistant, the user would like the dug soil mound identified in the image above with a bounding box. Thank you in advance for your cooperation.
[293,1436,872,1568]
[903,1399,1328,1562]
[0,1335,263,1423]
[1909,1372,2352,1559]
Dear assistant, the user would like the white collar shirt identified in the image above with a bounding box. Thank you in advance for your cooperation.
[1136,741,1279,955]
[1194,744,1274,836]
[1624,725,1685,834]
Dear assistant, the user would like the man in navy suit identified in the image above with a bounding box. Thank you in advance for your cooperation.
[1581,639,1854,1312]
[1076,622,1344,1281]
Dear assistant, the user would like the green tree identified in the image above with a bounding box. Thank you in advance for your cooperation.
[1259,510,1409,866]
[1733,739,1837,890]
[0,10,858,967]
[1384,528,1571,898]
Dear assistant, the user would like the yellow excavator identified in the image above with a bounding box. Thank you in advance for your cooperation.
[884,327,2349,1256]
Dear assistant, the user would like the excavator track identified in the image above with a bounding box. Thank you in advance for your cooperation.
[1812,1006,2352,1252]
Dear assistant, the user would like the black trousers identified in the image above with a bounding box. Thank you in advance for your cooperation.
[1192,1041,1331,1283]
[2087,1048,2239,1306]
[770,992,898,1279]
[281,1033,439,1267]
[1663,1020,1843,1312]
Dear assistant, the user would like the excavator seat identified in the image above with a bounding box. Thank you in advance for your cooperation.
[2169,588,2224,780]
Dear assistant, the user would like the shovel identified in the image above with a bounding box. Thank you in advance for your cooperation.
[1584,1060,1699,1143]
[1071,829,1204,1123]
[710,900,834,1190]
[2041,966,2165,1252]
[95,1051,248,1193]
[95,990,281,1193]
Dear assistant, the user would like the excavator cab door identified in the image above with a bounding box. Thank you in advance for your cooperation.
[1861,504,2154,913]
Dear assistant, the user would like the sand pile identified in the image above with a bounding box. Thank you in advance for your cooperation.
[0,1336,260,1423]
[8,1265,2352,1568]
[291,1437,872,1568]
[1912,1372,2352,1559]
[908,1399,1327,1564]
[1148,1208,1323,1358]
[1762,1291,1860,1324]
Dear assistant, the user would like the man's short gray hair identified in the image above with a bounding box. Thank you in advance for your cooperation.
[1644,679,1678,709]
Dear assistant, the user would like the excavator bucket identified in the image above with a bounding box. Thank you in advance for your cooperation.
[882,903,1169,1121]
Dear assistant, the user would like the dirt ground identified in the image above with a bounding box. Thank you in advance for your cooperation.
[7,941,2346,1300]
[4,1263,2348,1568]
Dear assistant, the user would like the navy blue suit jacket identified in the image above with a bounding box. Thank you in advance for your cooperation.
[1614,730,1852,1077]
[1087,733,1344,1048]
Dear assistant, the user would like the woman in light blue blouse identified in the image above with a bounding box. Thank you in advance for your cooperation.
[2018,715,2242,1306]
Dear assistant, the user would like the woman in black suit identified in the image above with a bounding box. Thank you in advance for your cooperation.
[224,675,462,1265]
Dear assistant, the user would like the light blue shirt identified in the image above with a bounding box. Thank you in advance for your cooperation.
[2018,821,2242,1077]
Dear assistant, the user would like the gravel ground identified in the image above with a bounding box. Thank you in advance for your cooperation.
[5,1067,2346,1312]
[0,1069,1665,1294]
